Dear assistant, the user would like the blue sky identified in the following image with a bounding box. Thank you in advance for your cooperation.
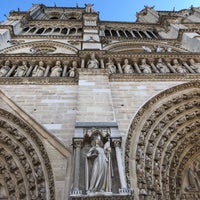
[0,0,199,22]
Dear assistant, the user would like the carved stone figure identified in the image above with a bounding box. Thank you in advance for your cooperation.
[172,59,188,73]
[50,60,62,77]
[186,160,200,191]
[0,60,11,77]
[122,58,133,74]
[106,57,116,74]
[156,58,170,73]
[69,61,77,77]
[188,58,200,73]
[86,134,112,194]
[32,61,45,77]
[87,53,99,68]
[14,61,28,77]
[142,46,152,52]
[140,58,152,73]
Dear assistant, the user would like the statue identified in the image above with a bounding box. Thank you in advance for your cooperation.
[85,134,112,195]
[50,60,62,77]
[172,59,188,73]
[122,58,133,74]
[156,58,170,73]
[14,61,28,77]
[106,57,116,74]
[140,58,152,73]
[185,160,200,191]
[69,61,77,77]
[87,53,99,69]
[188,58,200,73]
[32,61,45,77]
[0,60,11,77]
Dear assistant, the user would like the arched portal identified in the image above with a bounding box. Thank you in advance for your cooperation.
[125,81,200,200]
[0,108,55,200]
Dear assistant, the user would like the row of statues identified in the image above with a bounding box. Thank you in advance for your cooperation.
[0,60,77,78]
[0,56,200,78]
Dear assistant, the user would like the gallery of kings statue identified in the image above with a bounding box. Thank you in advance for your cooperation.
[0,3,199,200]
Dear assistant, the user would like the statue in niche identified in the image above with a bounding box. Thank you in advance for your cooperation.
[185,160,200,192]
[32,61,45,77]
[0,181,7,198]
[188,58,200,73]
[14,61,28,77]
[69,61,77,77]
[50,60,62,77]
[85,134,112,195]
[140,58,152,73]
[0,60,11,77]
[106,57,116,74]
[87,53,99,69]
[122,58,133,74]
[156,58,170,73]
[172,59,188,73]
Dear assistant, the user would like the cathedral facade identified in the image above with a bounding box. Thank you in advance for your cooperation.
[0,4,199,200]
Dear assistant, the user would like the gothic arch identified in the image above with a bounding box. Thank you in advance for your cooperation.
[0,40,79,55]
[0,91,58,199]
[103,41,189,53]
[125,81,200,200]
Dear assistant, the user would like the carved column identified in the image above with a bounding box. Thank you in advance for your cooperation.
[116,61,123,74]
[183,61,195,73]
[166,61,176,73]
[81,58,85,68]
[44,62,51,77]
[6,64,17,77]
[133,61,142,73]
[150,61,159,73]
[100,58,104,69]
[71,138,82,195]
[62,61,68,77]
[113,139,127,190]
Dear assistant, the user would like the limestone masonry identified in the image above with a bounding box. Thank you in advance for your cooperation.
[0,4,199,200]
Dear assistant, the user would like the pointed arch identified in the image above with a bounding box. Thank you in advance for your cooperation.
[125,81,200,199]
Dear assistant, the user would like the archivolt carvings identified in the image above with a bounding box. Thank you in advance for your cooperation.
[125,82,200,200]
[0,108,54,199]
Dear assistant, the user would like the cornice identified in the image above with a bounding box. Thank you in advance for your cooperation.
[109,73,200,82]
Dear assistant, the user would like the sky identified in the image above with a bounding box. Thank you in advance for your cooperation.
[0,0,199,22]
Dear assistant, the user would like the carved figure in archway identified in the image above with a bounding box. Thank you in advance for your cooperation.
[186,160,200,192]
[122,58,133,74]
[14,61,28,77]
[32,61,45,77]
[0,60,11,77]
[106,57,116,74]
[50,60,62,77]
[172,59,188,73]
[86,134,112,194]
[140,58,152,73]
[87,53,99,69]
[188,59,200,73]
[156,58,170,73]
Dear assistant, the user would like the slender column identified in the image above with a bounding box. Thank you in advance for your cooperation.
[100,58,104,69]
[150,62,159,73]
[62,61,69,77]
[133,61,142,73]
[44,62,51,77]
[113,139,127,189]
[81,58,85,68]
[166,62,176,73]
[73,139,82,191]
[26,64,34,77]
[117,62,123,74]
[183,61,195,73]
[6,65,16,77]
